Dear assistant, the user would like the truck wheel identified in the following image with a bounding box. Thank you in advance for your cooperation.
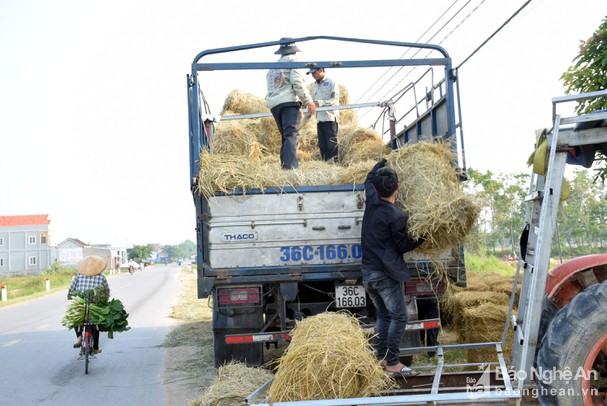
[536,281,607,405]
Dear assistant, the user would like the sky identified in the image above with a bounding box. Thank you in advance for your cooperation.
[0,0,605,248]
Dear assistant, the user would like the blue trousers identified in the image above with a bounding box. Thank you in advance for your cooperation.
[317,121,338,160]
[363,271,408,366]
[270,102,301,169]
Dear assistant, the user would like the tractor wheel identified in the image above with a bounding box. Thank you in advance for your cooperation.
[536,281,607,405]
[534,296,559,366]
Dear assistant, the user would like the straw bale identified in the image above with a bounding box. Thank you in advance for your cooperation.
[191,362,273,406]
[212,112,264,161]
[196,152,347,198]
[338,125,386,164]
[338,84,349,105]
[256,116,282,155]
[338,84,358,126]
[388,141,480,255]
[219,89,281,155]
[299,123,320,160]
[196,151,267,199]
[441,290,509,327]
[268,312,392,402]
[474,272,518,297]
[337,160,375,186]
[221,89,268,116]
[457,304,513,364]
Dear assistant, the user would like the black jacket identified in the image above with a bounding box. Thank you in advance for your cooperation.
[361,159,424,282]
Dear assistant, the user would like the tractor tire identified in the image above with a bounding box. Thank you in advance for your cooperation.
[536,281,607,406]
[534,296,559,367]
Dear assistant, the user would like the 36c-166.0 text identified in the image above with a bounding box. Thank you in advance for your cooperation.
[279,244,362,262]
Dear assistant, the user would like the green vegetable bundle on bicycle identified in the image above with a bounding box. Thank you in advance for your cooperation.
[62,256,131,353]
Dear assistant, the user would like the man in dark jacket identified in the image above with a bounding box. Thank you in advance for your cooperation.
[361,157,424,377]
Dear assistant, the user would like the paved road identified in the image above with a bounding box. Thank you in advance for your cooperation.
[0,264,182,405]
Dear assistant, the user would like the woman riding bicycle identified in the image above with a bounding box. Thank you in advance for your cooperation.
[67,255,110,354]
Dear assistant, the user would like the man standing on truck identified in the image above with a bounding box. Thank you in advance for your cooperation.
[265,38,316,169]
[361,158,425,377]
[306,67,339,161]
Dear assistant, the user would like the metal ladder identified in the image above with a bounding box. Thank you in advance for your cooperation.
[510,90,607,391]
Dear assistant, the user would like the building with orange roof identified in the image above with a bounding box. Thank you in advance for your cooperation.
[0,214,51,275]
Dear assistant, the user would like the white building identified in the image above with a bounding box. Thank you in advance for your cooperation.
[0,214,51,276]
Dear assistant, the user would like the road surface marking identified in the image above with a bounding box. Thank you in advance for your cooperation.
[2,339,20,347]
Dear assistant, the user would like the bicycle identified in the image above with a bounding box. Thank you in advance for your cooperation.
[78,297,99,374]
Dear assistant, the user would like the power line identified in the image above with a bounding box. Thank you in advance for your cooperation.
[354,0,465,104]
[374,0,483,104]
[457,0,534,69]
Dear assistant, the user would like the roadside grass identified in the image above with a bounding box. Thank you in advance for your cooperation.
[160,269,216,391]
[0,265,76,307]
[411,329,468,373]
[465,252,518,276]
[0,263,138,308]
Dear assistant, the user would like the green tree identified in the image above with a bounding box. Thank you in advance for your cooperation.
[161,240,196,262]
[463,169,528,256]
[128,244,153,261]
[557,170,593,257]
[591,187,607,249]
[561,17,607,182]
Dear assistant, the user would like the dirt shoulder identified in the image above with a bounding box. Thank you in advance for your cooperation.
[162,269,216,406]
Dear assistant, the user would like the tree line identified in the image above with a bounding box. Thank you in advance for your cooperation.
[463,167,607,259]
[128,240,196,263]
[464,16,607,260]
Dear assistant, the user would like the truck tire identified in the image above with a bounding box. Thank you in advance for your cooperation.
[536,281,607,405]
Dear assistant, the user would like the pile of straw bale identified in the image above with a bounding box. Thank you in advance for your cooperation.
[191,362,273,406]
[198,88,480,258]
[440,271,520,363]
[268,312,392,402]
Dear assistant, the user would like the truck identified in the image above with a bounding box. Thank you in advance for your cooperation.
[188,37,607,405]
[187,36,465,369]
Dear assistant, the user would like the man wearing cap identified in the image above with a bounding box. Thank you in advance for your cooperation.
[307,67,340,161]
[361,158,425,377]
[67,255,110,353]
[265,38,316,169]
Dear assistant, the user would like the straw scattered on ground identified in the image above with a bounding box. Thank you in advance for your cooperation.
[190,362,274,406]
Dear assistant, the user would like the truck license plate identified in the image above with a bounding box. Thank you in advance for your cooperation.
[335,284,366,308]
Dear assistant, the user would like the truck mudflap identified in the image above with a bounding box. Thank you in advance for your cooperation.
[224,319,441,345]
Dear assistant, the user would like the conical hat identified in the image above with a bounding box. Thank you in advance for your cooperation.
[77,255,107,276]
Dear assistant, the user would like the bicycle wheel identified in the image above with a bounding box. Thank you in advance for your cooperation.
[84,326,91,374]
